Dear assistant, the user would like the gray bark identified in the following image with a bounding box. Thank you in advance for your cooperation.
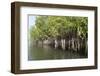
[61,39,66,50]
[54,39,58,49]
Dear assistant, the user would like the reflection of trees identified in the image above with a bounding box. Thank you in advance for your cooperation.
[30,16,88,55]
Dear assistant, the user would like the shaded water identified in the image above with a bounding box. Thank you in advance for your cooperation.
[28,43,87,60]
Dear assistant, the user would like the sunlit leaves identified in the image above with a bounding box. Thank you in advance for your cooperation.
[30,16,88,40]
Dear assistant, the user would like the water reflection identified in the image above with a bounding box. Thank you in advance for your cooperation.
[28,43,88,60]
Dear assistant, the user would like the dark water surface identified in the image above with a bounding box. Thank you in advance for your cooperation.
[28,43,87,60]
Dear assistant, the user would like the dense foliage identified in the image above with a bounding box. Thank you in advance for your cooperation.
[30,16,88,41]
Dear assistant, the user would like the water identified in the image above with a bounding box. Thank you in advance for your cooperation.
[28,43,87,60]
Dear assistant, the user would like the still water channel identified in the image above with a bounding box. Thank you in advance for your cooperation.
[28,42,87,60]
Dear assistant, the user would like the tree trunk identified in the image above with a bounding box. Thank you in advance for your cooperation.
[61,39,66,50]
[54,39,58,49]
[68,40,71,50]
[77,38,80,51]
[72,38,74,50]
